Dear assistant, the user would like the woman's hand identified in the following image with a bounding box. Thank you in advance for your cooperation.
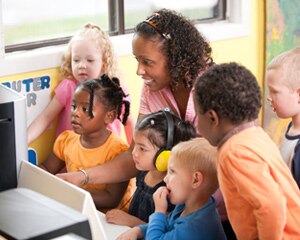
[56,171,85,186]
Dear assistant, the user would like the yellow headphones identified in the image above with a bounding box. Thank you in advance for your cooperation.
[153,111,174,172]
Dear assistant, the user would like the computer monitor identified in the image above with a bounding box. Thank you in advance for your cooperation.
[0,84,27,191]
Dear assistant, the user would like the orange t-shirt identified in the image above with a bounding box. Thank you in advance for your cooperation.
[54,130,131,212]
[218,126,300,240]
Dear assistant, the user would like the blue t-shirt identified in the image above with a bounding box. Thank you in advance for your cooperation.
[140,196,226,240]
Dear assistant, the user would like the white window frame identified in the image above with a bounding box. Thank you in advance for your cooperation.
[0,0,250,77]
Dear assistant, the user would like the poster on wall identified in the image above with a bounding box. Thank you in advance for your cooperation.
[1,75,52,165]
[263,0,300,144]
[2,75,51,127]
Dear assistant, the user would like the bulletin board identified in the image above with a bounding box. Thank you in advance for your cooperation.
[263,0,300,145]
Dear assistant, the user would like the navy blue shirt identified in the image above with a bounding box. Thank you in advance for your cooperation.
[285,122,300,188]
[128,171,174,222]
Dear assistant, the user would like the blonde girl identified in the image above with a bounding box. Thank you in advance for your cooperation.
[28,23,133,145]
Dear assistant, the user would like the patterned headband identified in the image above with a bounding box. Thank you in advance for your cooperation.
[144,13,171,40]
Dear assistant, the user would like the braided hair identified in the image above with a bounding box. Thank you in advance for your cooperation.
[78,74,130,125]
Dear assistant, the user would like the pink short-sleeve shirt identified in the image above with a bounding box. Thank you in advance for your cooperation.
[55,78,77,136]
[139,84,197,126]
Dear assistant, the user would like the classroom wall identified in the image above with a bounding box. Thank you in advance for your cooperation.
[211,0,265,123]
[0,0,266,164]
[263,0,300,145]
[212,0,265,87]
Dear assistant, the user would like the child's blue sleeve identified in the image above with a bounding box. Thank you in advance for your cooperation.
[146,212,169,238]
[139,223,148,236]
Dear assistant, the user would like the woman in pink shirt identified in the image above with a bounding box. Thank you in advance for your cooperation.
[59,7,212,185]
[58,9,236,238]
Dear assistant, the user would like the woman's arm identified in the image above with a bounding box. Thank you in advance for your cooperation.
[87,180,130,210]
[27,95,63,145]
[57,114,145,185]
[57,146,138,185]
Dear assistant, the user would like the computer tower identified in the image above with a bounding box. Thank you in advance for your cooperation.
[0,84,27,191]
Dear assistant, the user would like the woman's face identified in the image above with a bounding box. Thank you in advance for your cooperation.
[132,34,172,91]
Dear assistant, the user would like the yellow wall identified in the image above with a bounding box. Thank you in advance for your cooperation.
[212,0,265,82]
[211,0,265,121]
[0,0,266,163]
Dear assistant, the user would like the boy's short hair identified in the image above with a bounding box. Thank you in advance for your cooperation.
[170,137,218,196]
[194,62,262,124]
[267,47,300,90]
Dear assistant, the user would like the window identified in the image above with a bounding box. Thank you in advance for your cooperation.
[2,0,225,52]
[2,0,110,52]
[0,0,251,76]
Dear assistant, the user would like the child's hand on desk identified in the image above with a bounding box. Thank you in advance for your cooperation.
[106,209,145,227]
[117,226,143,240]
[106,209,130,225]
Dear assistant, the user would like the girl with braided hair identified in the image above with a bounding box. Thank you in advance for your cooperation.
[40,74,132,212]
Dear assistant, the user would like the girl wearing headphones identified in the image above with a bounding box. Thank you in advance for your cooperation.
[105,110,196,227]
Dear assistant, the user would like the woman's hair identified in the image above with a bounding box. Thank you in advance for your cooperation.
[171,137,218,196]
[61,23,118,80]
[134,8,213,89]
[135,111,196,149]
[267,47,300,90]
[76,74,130,125]
[194,62,262,124]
